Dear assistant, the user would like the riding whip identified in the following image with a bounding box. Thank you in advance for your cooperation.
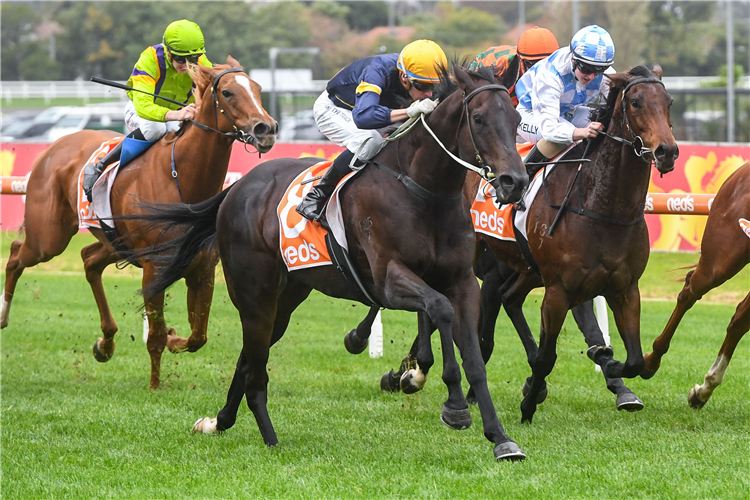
[90,77,187,108]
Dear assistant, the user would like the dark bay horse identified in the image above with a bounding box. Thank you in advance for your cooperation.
[359,65,678,423]
[0,57,277,389]
[131,65,530,460]
[643,162,749,408]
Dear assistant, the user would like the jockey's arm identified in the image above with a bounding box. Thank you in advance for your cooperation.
[533,72,576,144]
[351,64,403,129]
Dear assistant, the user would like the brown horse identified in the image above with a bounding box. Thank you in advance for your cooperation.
[0,57,277,389]
[364,64,678,423]
[127,65,530,460]
[643,162,750,408]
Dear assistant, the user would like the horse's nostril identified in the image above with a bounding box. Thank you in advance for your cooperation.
[254,123,271,138]
[654,145,666,159]
[499,174,515,192]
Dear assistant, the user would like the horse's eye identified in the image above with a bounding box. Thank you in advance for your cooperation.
[630,99,639,108]
[473,113,484,125]
[222,90,232,98]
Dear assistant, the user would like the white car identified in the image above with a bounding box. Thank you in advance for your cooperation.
[43,103,128,142]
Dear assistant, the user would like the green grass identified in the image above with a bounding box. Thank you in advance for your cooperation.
[1,232,748,499]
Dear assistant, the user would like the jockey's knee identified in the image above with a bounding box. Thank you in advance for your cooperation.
[140,121,168,141]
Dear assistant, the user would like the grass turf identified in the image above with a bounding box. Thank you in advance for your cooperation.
[1,232,748,499]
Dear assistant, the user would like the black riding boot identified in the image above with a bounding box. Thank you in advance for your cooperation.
[296,149,354,221]
[83,128,145,202]
[524,145,551,179]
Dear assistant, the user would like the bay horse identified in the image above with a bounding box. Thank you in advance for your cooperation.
[130,65,530,460]
[643,162,750,408]
[0,57,277,389]
[356,64,677,423]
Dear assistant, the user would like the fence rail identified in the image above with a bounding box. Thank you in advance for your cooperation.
[2,81,128,104]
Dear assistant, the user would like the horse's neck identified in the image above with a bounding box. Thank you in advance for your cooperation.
[171,112,235,202]
[582,115,651,219]
[396,118,468,198]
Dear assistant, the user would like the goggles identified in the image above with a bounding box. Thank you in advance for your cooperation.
[170,52,201,65]
[574,59,607,76]
[410,79,435,92]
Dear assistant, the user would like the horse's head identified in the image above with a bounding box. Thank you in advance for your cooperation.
[191,56,277,153]
[450,63,528,204]
[607,64,679,174]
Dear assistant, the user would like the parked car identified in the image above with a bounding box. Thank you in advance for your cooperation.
[279,110,326,141]
[43,103,128,142]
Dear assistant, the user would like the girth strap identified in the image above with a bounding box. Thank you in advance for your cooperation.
[372,161,463,205]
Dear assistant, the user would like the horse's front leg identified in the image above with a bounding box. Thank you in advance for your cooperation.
[81,241,120,362]
[521,286,569,424]
[167,252,216,354]
[571,300,644,411]
[604,285,646,380]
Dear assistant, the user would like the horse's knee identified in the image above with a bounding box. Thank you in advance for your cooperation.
[622,357,645,378]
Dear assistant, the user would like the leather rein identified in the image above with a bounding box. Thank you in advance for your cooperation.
[374,83,510,204]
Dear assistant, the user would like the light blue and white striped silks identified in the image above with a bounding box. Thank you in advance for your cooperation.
[570,25,615,67]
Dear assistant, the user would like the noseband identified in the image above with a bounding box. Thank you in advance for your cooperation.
[597,77,666,163]
[188,67,258,145]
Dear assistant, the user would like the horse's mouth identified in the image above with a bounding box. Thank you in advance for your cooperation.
[255,137,276,154]
[654,158,676,175]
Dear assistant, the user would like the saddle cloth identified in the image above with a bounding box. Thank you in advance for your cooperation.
[277,161,356,271]
[78,137,124,230]
[470,142,575,242]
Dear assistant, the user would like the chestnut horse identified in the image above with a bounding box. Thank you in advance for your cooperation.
[643,162,750,408]
[128,65,530,460]
[0,57,277,389]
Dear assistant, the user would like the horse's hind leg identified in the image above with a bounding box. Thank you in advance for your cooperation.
[167,253,216,354]
[344,306,379,355]
[81,241,120,362]
[571,300,643,412]
[689,290,750,408]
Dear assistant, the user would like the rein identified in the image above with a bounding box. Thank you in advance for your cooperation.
[542,77,666,234]
[368,83,510,204]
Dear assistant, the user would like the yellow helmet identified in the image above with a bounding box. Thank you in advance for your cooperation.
[163,19,205,56]
[397,40,447,83]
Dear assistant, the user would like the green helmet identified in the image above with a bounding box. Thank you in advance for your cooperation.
[163,19,205,56]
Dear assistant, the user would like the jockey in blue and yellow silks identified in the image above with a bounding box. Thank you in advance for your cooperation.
[296,39,448,221]
[83,19,212,201]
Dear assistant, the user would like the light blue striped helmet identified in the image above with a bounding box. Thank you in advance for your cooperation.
[570,25,614,68]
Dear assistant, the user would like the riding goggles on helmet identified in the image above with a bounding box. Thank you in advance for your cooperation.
[170,51,201,64]
[410,79,435,92]
[574,59,607,76]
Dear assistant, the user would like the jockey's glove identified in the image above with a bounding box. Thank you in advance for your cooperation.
[407,98,437,118]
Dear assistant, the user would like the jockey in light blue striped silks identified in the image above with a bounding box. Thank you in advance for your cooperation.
[514,25,616,175]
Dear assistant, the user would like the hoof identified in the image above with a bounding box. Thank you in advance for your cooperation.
[344,329,368,355]
[92,338,114,362]
[400,368,425,394]
[587,344,614,362]
[616,392,644,412]
[688,385,707,409]
[521,379,548,404]
[193,417,220,434]
[440,404,472,430]
[494,441,526,461]
[380,370,401,392]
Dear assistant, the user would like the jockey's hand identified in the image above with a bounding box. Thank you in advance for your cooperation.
[407,98,437,118]
[166,104,197,122]
[572,122,604,141]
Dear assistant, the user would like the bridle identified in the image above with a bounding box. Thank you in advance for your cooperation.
[596,77,666,163]
[187,67,260,145]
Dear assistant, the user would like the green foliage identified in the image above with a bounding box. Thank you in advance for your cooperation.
[409,2,505,51]
[341,1,389,32]
[311,0,350,24]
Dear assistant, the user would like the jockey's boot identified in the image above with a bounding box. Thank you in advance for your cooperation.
[524,145,551,180]
[296,149,354,221]
[83,128,145,203]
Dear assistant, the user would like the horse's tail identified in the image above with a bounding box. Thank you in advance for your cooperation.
[128,186,233,302]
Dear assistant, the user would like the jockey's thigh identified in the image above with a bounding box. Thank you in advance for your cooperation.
[124,100,180,141]
[313,91,385,167]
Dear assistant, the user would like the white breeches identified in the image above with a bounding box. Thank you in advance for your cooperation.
[313,91,386,168]
[125,101,181,141]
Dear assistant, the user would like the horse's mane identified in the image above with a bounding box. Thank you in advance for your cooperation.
[586,65,656,154]
[433,59,496,103]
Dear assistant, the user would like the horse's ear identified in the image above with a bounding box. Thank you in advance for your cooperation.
[452,63,473,90]
[606,72,628,90]
[651,63,663,80]
[498,54,521,89]
[226,55,242,69]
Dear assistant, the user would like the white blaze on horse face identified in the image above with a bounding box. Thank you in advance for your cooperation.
[234,75,264,116]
